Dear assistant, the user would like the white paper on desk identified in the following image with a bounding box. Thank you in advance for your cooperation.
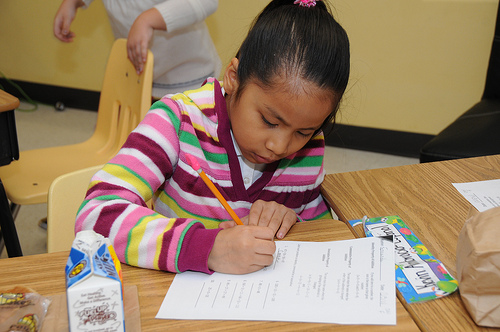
[156,237,396,325]
[453,179,500,212]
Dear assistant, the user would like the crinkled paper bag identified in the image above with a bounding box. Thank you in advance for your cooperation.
[456,206,500,328]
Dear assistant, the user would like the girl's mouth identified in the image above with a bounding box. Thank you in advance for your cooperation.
[253,153,274,164]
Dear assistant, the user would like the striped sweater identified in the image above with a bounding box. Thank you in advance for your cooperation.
[76,78,330,274]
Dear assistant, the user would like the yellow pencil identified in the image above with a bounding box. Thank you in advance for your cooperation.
[186,154,244,225]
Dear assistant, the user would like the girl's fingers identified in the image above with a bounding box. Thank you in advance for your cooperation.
[218,220,237,229]
[251,225,275,242]
[247,201,264,226]
[276,209,297,239]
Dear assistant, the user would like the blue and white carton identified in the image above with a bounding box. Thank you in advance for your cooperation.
[65,230,125,331]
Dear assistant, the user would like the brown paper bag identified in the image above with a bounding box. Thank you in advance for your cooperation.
[456,206,500,328]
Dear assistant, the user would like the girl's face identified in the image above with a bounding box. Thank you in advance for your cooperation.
[224,58,336,165]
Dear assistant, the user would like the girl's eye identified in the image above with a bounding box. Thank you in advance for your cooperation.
[262,116,277,128]
[297,131,313,138]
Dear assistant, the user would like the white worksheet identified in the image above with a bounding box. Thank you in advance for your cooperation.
[156,237,396,325]
[453,179,500,212]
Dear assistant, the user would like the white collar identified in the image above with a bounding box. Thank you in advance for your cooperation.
[230,131,266,172]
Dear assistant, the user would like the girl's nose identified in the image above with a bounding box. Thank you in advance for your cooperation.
[266,134,289,157]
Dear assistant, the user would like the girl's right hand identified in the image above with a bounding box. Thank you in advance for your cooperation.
[208,225,276,274]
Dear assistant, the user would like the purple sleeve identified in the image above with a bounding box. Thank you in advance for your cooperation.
[177,225,223,274]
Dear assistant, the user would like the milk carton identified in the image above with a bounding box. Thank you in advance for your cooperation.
[65,230,125,331]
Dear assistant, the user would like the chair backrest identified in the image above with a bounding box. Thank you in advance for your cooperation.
[91,38,154,156]
[47,165,103,253]
[0,39,153,207]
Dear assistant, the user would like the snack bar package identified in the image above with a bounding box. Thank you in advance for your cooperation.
[0,286,51,332]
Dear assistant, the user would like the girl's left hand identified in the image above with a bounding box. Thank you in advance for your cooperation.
[219,200,298,239]
[220,200,297,239]
[246,200,297,239]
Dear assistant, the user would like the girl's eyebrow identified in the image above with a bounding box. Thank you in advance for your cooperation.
[265,105,319,131]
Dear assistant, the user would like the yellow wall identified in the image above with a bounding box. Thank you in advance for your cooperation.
[336,0,498,134]
[0,0,114,91]
[0,0,498,135]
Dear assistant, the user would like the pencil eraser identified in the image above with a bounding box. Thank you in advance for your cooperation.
[186,154,200,171]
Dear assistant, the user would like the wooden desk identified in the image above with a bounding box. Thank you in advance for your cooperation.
[0,219,418,331]
[321,154,500,331]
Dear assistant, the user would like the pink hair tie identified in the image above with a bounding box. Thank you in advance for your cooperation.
[294,0,318,7]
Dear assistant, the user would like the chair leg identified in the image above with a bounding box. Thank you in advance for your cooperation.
[10,202,20,220]
[0,181,23,257]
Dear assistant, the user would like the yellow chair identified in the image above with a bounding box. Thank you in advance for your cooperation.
[0,39,153,220]
[47,165,103,253]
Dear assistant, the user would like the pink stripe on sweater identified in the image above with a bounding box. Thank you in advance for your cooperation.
[75,202,98,233]
[190,97,213,106]
[86,188,144,205]
[111,154,162,188]
[140,111,176,134]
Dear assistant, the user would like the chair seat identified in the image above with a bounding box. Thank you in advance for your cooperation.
[0,140,117,205]
[0,39,153,207]
[420,99,500,162]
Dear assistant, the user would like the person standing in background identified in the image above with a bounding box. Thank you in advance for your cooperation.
[54,0,222,99]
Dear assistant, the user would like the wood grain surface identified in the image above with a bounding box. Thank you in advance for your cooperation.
[0,219,418,331]
[0,90,20,112]
[321,154,500,331]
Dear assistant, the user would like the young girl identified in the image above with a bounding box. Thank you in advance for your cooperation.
[76,0,350,275]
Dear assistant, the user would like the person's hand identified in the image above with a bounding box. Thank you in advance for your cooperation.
[127,16,153,75]
[208,225,275,274]
[127,8,166,75]
[53,0,85,42]
[246,200,298,239]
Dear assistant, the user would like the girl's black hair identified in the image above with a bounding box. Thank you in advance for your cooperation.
[235,0,350,133]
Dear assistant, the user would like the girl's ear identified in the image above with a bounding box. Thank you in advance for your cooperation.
[223,58,239,95]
